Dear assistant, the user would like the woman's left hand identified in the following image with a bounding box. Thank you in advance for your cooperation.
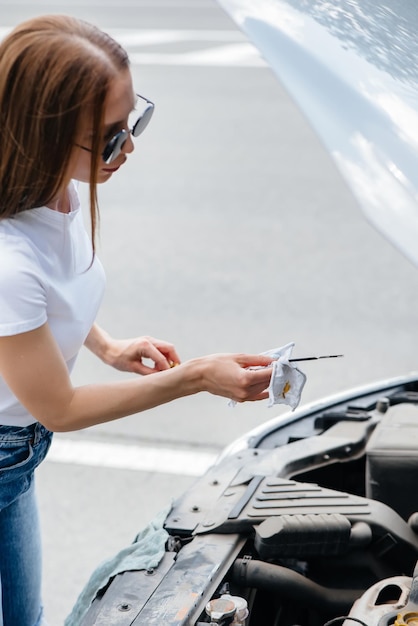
[105,335,181,374]
[85,325,180,375]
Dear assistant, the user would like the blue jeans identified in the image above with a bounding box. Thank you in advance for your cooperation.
[0,423,52,626]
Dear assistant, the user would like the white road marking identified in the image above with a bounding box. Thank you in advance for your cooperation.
[108,29,247,45]
[46,437,219,477]
[0,28,266,68]
[129,44,265,67]
[110,28,265,67]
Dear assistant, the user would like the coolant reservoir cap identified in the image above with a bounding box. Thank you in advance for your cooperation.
[395,612,418,626]
[205,597,236,621]
[220,594,249,622]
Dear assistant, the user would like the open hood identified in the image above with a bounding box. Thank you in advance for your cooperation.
[217,0,418,267]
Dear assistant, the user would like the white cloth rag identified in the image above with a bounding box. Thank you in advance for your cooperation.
[229,342,306,410]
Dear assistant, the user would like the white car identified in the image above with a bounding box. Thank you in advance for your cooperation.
[80,2,418,624]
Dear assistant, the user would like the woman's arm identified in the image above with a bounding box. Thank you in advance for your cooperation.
[84,323,181,374]
[0,323,273,433]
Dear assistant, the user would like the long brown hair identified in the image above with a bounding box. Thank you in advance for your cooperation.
[0,15,129,249]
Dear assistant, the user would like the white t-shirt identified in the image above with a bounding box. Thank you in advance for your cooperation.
[0,182,106,426]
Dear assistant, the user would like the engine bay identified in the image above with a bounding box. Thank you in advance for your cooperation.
[83,375,418,626]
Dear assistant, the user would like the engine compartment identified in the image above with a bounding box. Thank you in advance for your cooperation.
[83,375,418,626]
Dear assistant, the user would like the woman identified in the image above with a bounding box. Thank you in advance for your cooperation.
[0,15,273,626]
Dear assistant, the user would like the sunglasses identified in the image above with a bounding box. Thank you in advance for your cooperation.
[77,93,155,164]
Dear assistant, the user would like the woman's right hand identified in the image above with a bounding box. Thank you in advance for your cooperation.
[185,353,274,403]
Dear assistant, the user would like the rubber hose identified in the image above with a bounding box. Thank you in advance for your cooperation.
[232,559,362,612]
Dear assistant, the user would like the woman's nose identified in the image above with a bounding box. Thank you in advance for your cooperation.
[122,133,135,155]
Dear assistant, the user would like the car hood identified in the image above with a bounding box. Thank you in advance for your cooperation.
[217,0,418,267]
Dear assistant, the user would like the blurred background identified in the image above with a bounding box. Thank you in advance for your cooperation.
[2,0,418,623]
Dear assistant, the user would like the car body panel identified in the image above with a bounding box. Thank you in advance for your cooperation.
[216,0,418,267]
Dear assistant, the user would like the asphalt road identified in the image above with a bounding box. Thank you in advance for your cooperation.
[2,1,418,624]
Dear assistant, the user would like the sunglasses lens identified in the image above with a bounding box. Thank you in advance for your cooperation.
[102,130,127,164]
[132,103,154,138]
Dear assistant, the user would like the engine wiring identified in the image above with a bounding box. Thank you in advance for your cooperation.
[323,617,370,626]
